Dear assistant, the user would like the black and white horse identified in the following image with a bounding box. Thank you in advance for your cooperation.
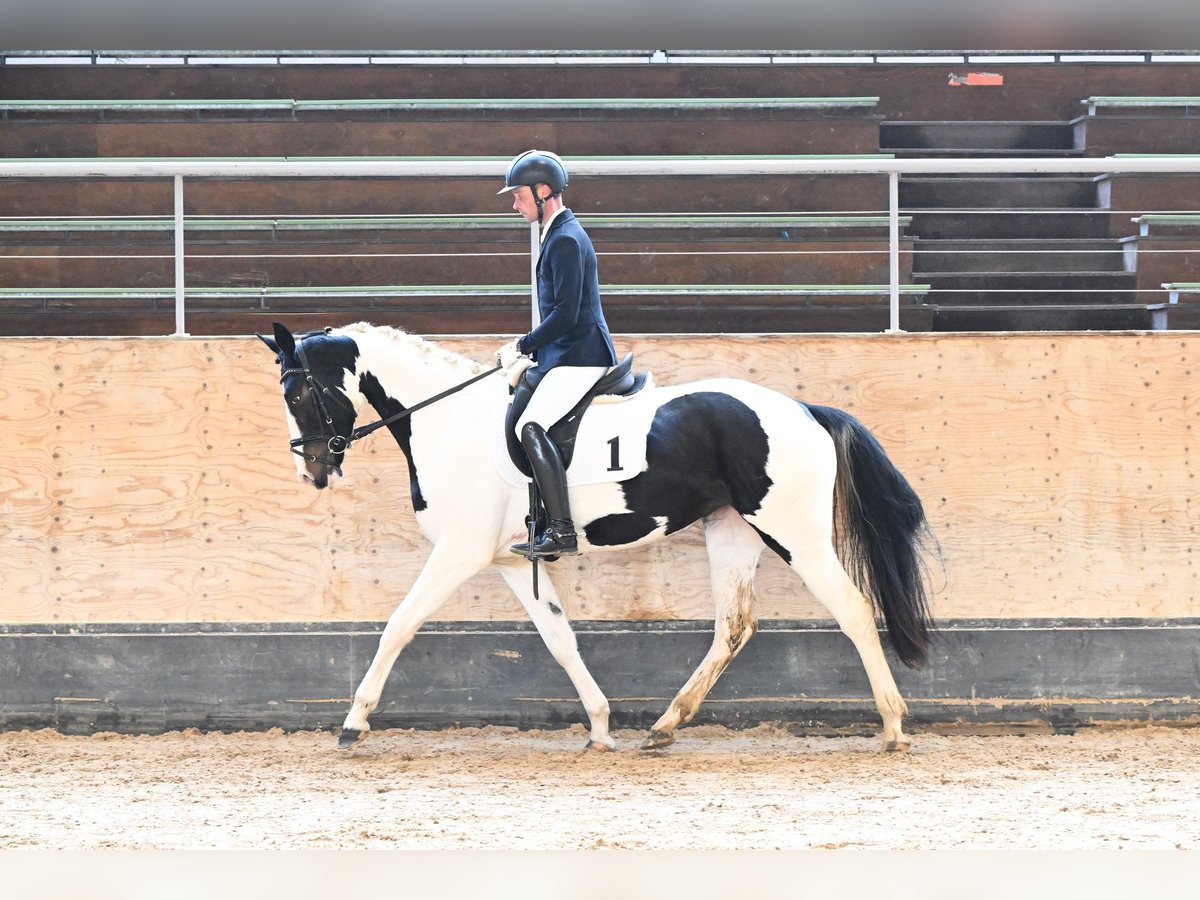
[259,322,935,752]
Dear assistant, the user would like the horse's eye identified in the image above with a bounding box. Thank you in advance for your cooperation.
[289,396,300,405]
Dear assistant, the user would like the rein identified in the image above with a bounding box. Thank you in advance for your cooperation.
[283,341,502,467]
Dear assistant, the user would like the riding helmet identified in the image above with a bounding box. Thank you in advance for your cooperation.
[497,149,569,196]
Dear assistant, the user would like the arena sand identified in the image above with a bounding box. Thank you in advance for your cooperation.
[0,724,1196,850]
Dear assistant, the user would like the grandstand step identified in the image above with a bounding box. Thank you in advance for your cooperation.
[900,176,1098,209]
[921,271,1139,305]
[0,304,937,337]
[881,121,1075,151]
[0,239,911,287]
[0,174,887,219]
[905,210,1112,240]
[0,213,913,244]
[1073,115,1200,156]
[930,304,1166,332]
[887,148,1085,158]
[912,240,1127,273]
[0,118,882,157]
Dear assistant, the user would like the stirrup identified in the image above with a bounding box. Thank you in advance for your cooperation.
[511,520,578,559]
[509,541,561,563]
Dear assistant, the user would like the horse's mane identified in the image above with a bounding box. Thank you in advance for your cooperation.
[335,321,485,375]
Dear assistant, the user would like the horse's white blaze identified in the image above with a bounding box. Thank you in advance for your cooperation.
[282,402,310,482]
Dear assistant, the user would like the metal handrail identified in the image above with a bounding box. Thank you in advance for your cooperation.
[1,154,1198,335]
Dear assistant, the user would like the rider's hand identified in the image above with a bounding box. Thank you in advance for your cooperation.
[495,338,526,370]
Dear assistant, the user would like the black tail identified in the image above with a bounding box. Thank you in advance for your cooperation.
[805,404,936,668]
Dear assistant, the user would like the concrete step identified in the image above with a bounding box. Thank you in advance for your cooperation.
[906,210,1112,240]
[900,176,1098,209]
[930,304,1166,332]
[913,240,1127,273]
[922,271,1139,305]
[888,148,1086,158]
[882,121,1075,151]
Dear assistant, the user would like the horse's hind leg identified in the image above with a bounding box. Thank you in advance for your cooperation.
[785,542,911,752]
[499,564,615,751]
[642,506,763,751]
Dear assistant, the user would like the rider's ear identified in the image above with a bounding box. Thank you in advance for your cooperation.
[271,321,297,357]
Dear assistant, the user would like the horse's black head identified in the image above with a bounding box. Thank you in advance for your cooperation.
[257,322,361,490]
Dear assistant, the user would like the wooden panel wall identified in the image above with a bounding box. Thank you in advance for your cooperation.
[2,332,1197,624]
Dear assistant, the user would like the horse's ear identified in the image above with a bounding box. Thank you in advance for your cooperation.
[271,322,297,358]
[256,332,280,354]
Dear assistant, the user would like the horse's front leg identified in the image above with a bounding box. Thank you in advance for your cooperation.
[498,562,615,751]
[339,540,490,750]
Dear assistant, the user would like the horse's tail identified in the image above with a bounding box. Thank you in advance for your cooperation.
[805,404,936,669]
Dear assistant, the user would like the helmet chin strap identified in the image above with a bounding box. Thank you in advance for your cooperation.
[533,186,562,228]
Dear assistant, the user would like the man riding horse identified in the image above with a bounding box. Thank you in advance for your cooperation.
[495,150,619,559]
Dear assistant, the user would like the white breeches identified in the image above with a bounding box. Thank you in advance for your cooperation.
[515,365,609,437]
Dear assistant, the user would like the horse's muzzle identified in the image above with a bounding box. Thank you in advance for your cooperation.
[300,465,343,489]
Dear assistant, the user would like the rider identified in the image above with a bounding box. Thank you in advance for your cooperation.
[496,149,618,558]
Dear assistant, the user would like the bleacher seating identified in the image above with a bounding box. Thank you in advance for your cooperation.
[0,282,933,336]
[0,97,881,114]
[1160,282,1200,329]
[0,96,884,157]
[0,205,920,335]
[1132,214,1200,236]
[3,53,1200,334]
[1082,97,1200,116]
[1073,97,1200,156]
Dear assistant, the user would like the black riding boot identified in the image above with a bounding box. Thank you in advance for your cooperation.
[511,422,579,558]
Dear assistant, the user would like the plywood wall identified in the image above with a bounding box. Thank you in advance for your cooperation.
[2,332,1197,624]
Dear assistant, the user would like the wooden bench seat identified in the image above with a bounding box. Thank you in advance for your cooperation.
[1132,214,1200,236]
[1083,97,1200,116]
[0,212,913,237]
[0,282,932,336]
[0,232,915,284]
[1073,110,1200,154]
[0,282,930,304]
[0,115,884,155]
[0,170,889,219]
[0,97,881,116]
[1161,282,1200,303]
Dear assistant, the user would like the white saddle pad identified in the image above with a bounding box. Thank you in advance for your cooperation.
[492,375,658,487]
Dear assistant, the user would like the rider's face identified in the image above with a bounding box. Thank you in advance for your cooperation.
[510,184,543,223]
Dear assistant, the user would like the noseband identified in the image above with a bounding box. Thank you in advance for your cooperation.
[281,340,502,471]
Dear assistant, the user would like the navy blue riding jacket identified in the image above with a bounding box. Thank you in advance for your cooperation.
[516,209,618,370]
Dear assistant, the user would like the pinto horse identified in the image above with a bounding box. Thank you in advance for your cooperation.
[258,322,935,752]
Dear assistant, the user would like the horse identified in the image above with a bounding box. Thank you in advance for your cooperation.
[257,321,936,753]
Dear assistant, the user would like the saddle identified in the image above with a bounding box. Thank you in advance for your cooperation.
[504,353,648,478]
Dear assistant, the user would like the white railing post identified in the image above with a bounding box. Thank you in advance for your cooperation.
[173,175,187,336]
[888,170,901,333]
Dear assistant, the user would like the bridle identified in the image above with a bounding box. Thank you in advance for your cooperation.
[281,340,502,470]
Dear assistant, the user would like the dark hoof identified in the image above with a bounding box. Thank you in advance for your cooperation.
[338,728,366,750]
[640,730,676,751]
